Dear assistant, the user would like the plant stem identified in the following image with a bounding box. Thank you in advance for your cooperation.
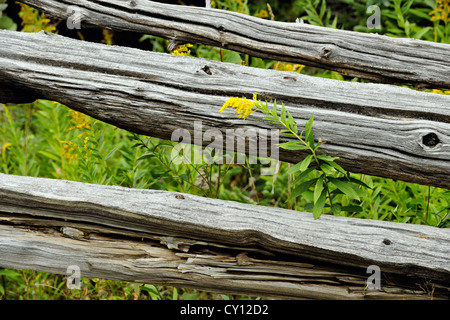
[425,185,431,225]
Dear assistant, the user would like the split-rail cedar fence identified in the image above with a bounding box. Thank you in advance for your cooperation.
[0,0,449,299]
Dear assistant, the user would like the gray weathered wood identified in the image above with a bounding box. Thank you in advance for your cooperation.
[1,30,450,189]
[0,173,449,299]
[20,0,450,89]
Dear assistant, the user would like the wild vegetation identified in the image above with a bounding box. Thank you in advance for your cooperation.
[0,0,449,300]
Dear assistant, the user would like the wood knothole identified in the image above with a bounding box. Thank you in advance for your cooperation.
[422,132,440,148]
[283,76,297,82]
[201,65,212,75]
[320,46,333,59]
[382,238,392,245]
[130,0,137,7]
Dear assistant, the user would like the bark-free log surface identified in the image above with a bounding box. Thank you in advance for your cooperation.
[21,0,450,89]
[0,173,449,299]
[1,30,450,189]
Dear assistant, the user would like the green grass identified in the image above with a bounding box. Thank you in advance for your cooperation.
[0,0,449,300]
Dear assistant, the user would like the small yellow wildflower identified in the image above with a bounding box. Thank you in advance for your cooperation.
[171,44,193,56]
[83,136,92,160]
[432,89,450,94]
[67,110,91,132]
[255,9,269,19]
[1,142,12,154]
[101,29,114,45]
[220,93,258,120]
[273,61,305,73]
[18,3,56,33]
[60,141,79,164]
[429,0,450,22]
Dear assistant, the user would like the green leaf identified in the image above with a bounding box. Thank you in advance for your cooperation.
[280,103,286,123]
[0,14,16,31]
[299,154,313,171]
[137,153,155,161]
[279,130,297,137]
[319,162,334,175]
[288,178,317,201]
[328,177,360,200]
[314,175,324,204]
[304,113,315,147]
[331,204,342,215]
[341,176,372,190]
[316,154,337,162]
[286,161,304,175]
[313,188,327,219]
[271,99,278,117]
[38,150,60,162]
[278,141,308,151]
[292,167,316,184]
[413,26,432,40]
[319,0,327,18]
[104,145,121,161]
[322,159,346,175]
[287,112,298,134]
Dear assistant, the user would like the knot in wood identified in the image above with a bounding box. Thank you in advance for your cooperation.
[320,46,333,59]
[201,65,213,75]
[422,132,440,148]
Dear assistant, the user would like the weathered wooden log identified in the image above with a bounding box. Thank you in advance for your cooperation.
[0,173,449,299]
[20,0,450,89]
[1,30,450,189]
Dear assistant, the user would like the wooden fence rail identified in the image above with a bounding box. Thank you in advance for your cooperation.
[0,173,449,299]
[1,30,450,189]
[0,1,450,300]
[19,0,450,89]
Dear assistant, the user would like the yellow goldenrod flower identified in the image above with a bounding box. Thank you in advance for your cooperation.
[255,9,269,19]
[170,44,193,56]
[432,89,450,94]
[18,3,56,33]
[1,142,12,154]
[60,141,79,164]
[102,29,114,45]
[273,61,305,74]
[67,110,91,132]
[220,93,258,120]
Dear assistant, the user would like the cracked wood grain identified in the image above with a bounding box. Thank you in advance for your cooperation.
[1,30,449,189]
[0,173,449,299]
[20,0,450,89]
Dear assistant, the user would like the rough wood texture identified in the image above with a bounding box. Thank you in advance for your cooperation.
[0,173,449,299]
[1,30,450,189]
[21,0,450,89]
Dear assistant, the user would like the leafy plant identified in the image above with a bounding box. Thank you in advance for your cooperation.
[294,0,339,27]
[253,100,368,218]
[0,0,17,30]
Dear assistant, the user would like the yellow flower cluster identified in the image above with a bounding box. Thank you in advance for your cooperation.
[171,44,193,56]
[60,140,78,164]
[220,93,258,120]
[430,0,450,22]
[432,89,450,94]
[101,29,114,45]
[67,110,92,138]
[273,61,305,73]
[18,3,56,33]
[60,110,93,163]
[254,9,269,19]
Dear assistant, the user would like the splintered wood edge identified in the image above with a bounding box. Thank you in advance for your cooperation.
[0,173,449,284]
